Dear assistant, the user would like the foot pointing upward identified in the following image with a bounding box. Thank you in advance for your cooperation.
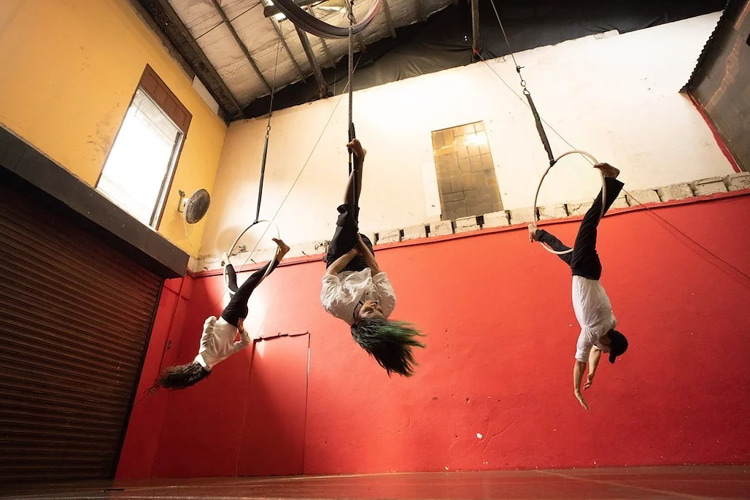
[272,238,290,259]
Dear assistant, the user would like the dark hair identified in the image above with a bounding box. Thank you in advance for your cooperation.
[350,319,425,377]
[156,361,211,390]
[607,330,628,364]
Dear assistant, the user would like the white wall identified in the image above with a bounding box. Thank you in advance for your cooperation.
[200,13,729,257]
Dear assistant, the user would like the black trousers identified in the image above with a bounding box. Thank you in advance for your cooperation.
[324,203,374,272]
[220,257,279,326]
[535,177,624,280]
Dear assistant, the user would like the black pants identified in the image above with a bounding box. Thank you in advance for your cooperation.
[535,177,624,280]
[220,258,279,326]
[324,203,374,272]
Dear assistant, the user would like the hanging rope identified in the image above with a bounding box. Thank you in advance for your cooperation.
[254,41,283,224]
[488,0,555,165]
[346,0,358,229]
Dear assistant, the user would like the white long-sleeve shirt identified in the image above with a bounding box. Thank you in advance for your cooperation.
[572,276,617,362]
[194,316,250,370]
[320,268,396,325]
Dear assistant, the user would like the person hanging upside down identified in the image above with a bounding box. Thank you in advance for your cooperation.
[528,163,628,410]
[156,238,290,389]
[320,138,424,376]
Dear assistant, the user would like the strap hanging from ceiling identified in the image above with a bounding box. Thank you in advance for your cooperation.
[272,0,382,39]
[346,0,358,226]
[254,41,283,224]
[489,0,555,165]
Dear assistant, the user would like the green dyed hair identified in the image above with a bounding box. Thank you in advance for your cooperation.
[351,318,425,377]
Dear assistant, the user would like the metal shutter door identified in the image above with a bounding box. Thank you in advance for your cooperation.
[0,184,163,482]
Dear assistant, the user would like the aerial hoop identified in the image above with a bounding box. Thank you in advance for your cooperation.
[223,219,281,289]
[272,0,382,39]
[533,150,606,255]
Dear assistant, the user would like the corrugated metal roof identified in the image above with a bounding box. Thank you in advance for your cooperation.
[167,0,454,106]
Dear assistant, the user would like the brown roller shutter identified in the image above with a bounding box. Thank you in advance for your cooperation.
[0,183,163,482]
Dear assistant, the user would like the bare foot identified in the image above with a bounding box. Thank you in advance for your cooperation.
[594,162,620,179]
[272,238,290,258]
[528,223,537,243]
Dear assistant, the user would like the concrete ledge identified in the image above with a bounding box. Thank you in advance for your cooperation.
[403,225,427,241]
[626,189,660,206]
[538,203,567,220]
[0,127,188,278]
[726,172,750,191]
[377,229,401,244]
[610,195,629,209]
[287,240,328,259]
[455,216,480,233]
[193,174,750,272]
[429,221,454,237]
[482,210,509,228]
[508,207,536,225]
[692,177,727,196]
[566,200,593,216]
[658,183,694,202]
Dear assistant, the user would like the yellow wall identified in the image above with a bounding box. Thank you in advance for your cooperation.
[0,0,227,256]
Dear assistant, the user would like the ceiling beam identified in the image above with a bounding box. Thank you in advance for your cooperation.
[471,0,480,55]
[415,0,428,22]
[294,25,330,98]
[270,18,307,82]
[381,0,397,38]
[210,0,273,95]
[307,5,336,68]
[134,0,243,120]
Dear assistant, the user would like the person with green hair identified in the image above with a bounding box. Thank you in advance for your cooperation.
[321,139,424,376]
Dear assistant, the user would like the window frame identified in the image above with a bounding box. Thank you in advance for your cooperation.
[96,65,192,230]
[430,121,503,221]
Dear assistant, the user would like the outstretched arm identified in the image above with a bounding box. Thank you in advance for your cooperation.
[584,348,601,390]
[325,248,359,276]
[573,361,589,410]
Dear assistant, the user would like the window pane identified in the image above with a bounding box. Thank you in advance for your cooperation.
[431,121,502,221]
[98,89,182,226]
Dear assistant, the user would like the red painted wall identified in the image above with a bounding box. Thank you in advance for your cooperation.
[118,193,750,479]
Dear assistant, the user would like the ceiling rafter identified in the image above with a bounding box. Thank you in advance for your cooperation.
[294,25,330,97]
[270,17,307,82]
[209,0,273,94]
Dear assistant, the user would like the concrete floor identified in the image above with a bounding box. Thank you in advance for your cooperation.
[2,466,749,499]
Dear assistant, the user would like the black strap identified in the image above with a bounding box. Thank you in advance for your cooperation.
[524,89,555,165]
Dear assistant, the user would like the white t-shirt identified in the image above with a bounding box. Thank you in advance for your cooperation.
[572,276,616,362]
[320,268,396,325]
[194,316,250,370]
